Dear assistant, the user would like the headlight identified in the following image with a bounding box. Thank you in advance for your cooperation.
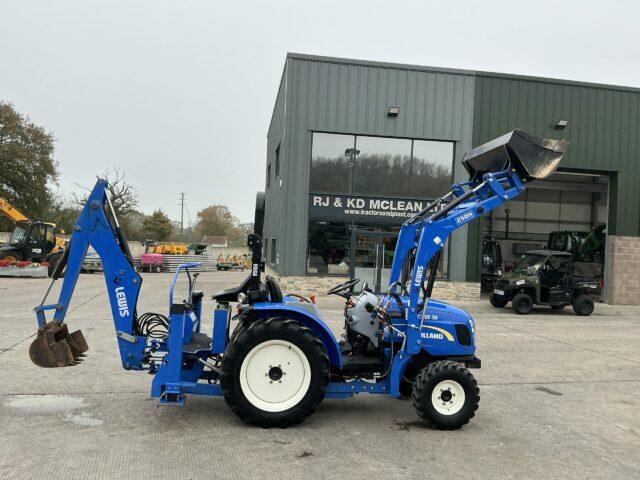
[237,293,247,304]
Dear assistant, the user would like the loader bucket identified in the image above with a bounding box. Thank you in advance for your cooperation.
[462,129,568,183]
[28,322,88,368]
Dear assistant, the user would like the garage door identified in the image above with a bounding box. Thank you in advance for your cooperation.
[486,172,608,268]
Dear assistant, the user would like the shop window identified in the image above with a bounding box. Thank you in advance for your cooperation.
[410,140,453,198]
[353,136,411,196]
[307,221,350,275]
[310,133,355,194]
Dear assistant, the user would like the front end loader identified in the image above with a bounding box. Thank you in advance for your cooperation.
[29,130,567,428]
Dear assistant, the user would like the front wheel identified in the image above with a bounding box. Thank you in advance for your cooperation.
[220,318,329,428]
[572,295,594,316]
[489,293,508,308]
[0,250,22,263]
[512,293,533,314]
[412,361,480,429]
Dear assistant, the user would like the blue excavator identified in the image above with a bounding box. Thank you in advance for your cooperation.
[29,130,566,429]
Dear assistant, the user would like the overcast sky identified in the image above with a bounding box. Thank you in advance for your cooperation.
[1,0,638,224]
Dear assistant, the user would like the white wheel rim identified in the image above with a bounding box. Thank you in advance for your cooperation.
[239,339,311,412]
[431,380,466,415]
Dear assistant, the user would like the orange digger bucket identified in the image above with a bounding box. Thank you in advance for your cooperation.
[28,321,88,368]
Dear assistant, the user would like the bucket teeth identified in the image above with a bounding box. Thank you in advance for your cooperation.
[28,322,89,368]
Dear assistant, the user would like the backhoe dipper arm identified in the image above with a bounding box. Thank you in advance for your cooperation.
[33,179,145,369]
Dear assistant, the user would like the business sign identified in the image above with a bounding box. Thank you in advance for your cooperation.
[309,193,429,222]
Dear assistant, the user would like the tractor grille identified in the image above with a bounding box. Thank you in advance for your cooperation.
[455,324,472,346]
[495,279,510,290]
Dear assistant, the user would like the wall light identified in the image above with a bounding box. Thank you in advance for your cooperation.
[387,106,400,118]
[555,120,568,129]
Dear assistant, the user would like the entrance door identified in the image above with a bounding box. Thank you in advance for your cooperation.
[350,230,397,294]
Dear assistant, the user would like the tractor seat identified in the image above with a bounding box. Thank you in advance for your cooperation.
[211,274,252,302]
[211,275,283,303]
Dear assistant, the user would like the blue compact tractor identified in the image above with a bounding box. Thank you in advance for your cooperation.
[30,130,567,429]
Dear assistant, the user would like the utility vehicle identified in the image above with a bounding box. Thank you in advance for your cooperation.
[28,130,567,429]
[490,250,601,315]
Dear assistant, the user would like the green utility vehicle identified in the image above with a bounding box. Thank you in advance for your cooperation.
[489,250,601,315]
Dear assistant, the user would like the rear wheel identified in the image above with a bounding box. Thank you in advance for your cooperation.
[489,293,508,308]
[572,295,594,316]
[512,293,533,314]
[412,360,480,429]
[220,318,329,428]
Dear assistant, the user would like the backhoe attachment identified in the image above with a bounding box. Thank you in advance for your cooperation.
[29,321,88,368]
[30,178,141,368]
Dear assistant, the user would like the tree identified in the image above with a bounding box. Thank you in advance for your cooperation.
[74,168,138,219]
[74,168,140,239]
[143,209,173,241]
[46,195,81,235]
[194,205,237,238]
[0,102,58,230]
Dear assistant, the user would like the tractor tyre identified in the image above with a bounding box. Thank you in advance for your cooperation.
[512,293,533,315]
[412,360,480,430]
[489,293,508,308]
[220,318,329,428]
[0,250,22,263]
[572,295,594,316]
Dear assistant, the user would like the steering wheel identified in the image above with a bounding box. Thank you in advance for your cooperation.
[326,278,360,298]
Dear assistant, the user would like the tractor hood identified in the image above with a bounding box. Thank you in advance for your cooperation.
[425,298,474,322]
[462,129,568,182]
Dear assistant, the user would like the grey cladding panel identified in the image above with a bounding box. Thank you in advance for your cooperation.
[271,55,475,276]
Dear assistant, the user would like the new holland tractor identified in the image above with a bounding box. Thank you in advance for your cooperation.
[29,130,567,429]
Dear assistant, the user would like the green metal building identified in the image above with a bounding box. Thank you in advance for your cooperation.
[263,53,640,304]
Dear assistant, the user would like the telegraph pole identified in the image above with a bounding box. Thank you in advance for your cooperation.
[179,193,185,236]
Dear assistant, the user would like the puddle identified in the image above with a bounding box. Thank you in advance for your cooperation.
[64,412,104,427]
[5,395,102,427]
[5,395,86,413]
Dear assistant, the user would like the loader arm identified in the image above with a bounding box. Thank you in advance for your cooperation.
[385,130,568,355]
[31,179,145,369]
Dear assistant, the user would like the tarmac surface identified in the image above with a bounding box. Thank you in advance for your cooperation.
[1,271,639,479]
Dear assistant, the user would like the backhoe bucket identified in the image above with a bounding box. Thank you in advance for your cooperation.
[462,129,568,182]
[28,322,88,368]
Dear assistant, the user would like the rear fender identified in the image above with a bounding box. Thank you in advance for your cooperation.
[249,303,343,369]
